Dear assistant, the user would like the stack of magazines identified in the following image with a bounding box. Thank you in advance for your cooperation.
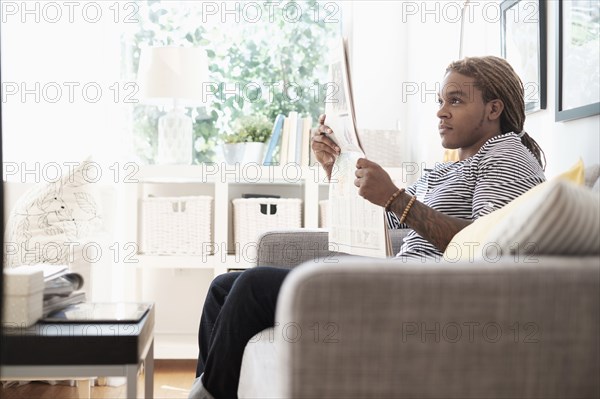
[41,265,86,316]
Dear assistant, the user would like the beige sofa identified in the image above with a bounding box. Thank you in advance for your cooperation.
[237,169,600,399]
[238,230,598,399]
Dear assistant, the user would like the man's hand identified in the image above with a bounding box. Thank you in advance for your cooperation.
[311,114,340,180]
[354,158,398,207]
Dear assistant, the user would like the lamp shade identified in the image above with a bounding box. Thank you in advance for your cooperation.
[137,46,209,106]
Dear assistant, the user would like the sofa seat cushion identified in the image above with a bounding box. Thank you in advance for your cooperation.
[238,327,284,399]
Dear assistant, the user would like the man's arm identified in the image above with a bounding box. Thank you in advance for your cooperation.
[387,193,472,252]
[354,157,472,252]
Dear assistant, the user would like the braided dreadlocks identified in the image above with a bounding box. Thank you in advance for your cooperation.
[446,56,546,170]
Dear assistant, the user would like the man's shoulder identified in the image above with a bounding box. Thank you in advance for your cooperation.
[479,134,540,168]
[480,133,524,155]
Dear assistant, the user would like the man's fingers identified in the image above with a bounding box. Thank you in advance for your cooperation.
[312,135,340,153]
[312,144,338,159]
[356,157,368,169]
[318,114,326,124]
[313,124,333,137]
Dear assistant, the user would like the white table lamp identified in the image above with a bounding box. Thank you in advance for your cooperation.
[138,46,208,164]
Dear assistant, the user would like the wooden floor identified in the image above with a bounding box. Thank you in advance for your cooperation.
[0,359,197,399]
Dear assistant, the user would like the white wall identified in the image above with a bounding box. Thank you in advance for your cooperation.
[345,1,406,131]
[343,1,414,168]
[521,1,600,178]
[347,0,599,178]
[346,0,462,173]
[460,0,600,177]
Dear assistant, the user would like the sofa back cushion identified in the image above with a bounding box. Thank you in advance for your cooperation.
[444,161,600,261]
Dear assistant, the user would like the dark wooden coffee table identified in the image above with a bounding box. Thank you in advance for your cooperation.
[1,303,155,399]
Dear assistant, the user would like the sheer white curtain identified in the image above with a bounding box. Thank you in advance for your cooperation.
[1,2,134,180]
[1,2,138,301]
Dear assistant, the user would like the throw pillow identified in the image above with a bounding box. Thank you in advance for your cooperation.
[443,160,598,261]
[4,159,103,268]
[559,158,584,185]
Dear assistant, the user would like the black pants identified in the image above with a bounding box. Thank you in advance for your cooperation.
[196,266,290,399]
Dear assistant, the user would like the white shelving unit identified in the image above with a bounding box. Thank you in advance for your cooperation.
[124,163,407,359]
[127,164,329,359]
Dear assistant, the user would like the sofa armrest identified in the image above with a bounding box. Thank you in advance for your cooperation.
[256,228,410,268]
[271,256,600,398]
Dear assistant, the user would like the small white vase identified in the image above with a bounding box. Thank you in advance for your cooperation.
[222,143,266,165]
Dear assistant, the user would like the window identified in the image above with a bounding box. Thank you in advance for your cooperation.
[124,0,342,163]
[1,0,341,170]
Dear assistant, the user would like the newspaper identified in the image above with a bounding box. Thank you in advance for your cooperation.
[42,265,84,296]
[32,264,86,316]
[325,38,392,258]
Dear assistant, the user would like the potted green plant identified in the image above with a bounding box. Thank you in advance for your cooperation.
[221,115,272,164]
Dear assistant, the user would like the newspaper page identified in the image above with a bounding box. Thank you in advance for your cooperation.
[325,38,391,258]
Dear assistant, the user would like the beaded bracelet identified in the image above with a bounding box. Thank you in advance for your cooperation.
[399,195,417,224]
[384,188,405,211]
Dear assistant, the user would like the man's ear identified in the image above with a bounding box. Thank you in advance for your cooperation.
[487,99,504,121]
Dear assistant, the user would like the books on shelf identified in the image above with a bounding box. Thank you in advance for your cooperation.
[270,112,314,166]
[286,111,299,164]
[263,113,285,165]
[279,114,290,165]
[301,115,313,167]
[262,111,314,167]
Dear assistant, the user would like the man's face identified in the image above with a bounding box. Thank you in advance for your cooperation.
[437,71,500,160]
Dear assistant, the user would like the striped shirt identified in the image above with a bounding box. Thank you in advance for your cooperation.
[386,132,546,261]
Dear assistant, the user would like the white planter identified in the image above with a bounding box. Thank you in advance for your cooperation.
[222,142,266,165]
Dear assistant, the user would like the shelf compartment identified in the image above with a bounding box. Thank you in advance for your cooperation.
[140,195,213,256]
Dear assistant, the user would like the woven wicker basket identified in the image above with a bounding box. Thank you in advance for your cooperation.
[140,195,213,255]
[232,198,302,257]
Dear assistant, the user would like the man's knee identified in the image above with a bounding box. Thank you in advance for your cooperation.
[232,267,287,296]
[212,271,240,290]
[207,272,241,301]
